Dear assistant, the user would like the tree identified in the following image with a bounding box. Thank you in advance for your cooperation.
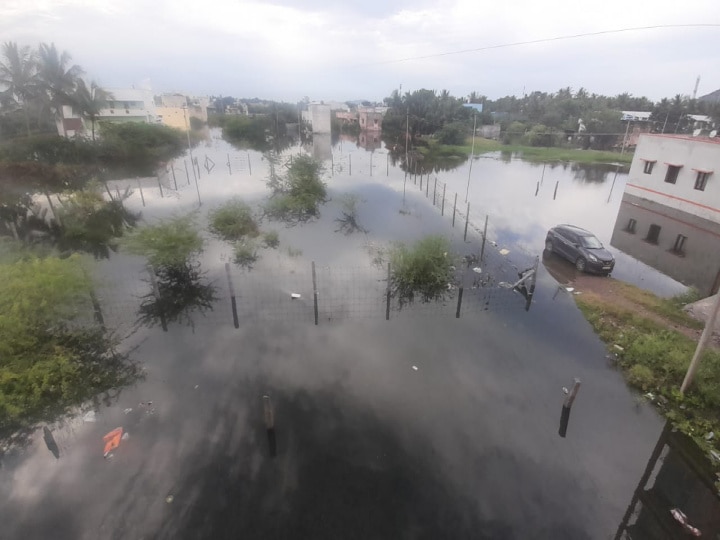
[73,79,112,141]
[37,43,84,136]
[0,42,38,136]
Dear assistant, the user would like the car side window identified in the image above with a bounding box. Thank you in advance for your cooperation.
[562,231,575,244]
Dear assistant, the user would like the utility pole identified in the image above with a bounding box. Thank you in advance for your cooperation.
[183,99,194,175]
[692,75,701,100]
[620,120,631,155]
[465,114,477,202]
[681,291,720,393]
[662,112,669,134]
[405,107,409,168]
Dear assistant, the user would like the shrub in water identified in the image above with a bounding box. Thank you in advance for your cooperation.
[389,235,453,306]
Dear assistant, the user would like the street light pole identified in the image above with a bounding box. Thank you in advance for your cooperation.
[465,113,477,202]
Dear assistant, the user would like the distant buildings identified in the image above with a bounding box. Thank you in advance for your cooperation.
[358,107,383,132]
[302,103,332,134]
[98,88,157,124]
[611,133,720,295]
[154,94,209,131]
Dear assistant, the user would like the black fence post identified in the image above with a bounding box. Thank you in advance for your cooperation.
[157,175,164,198]
[227,153,232,175]
[171,165,178,190]
[136,177,145,207]
[441,184,446,216]
[433,177,437,206]
[225,263,239,329]
[247,152,252,175]
[312,261,319,325]
[452,193,457,227]
[464,202,470,242]
[184,160,191,185]
[386,263,391,321]
[426,175,429,197]
[420,174,423,191]
[331,153,334,176]
[386,153,389,176]
[535,181,539,196]
[480,214,489,260]
[559,378,581,438]
[455,286,464,318]
[349,154,352,176]
[553,180,559,200]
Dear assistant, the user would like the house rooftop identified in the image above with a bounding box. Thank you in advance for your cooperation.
[644,133,720,145]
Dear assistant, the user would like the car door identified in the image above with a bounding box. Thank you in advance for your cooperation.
[556,230,577,261]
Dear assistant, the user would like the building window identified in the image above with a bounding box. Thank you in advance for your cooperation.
[646,224,661,244]
[625,218,637,233]
[671,234,687,255]
[664,165,681,184]
[643,161,655,174]
[695,171,711,191]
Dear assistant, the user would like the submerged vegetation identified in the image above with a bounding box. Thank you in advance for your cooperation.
[389,235,454,306]
[122,214,203,268]
[208,199,259,241]
[265,154,327,222]
[335,194,367,235]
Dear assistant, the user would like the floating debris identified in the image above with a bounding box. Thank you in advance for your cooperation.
[412,365,419,371]
[82,411,97,423]
[565,287,574,292]
[562,387,569,395]
[103,427,123,457]
[291,293,301,299]
[166,495,174,504]
[613,344,624,352]
[472,267,482,274]
[123,408,133,415]
[499,248,510,256]
[121,432,129,441]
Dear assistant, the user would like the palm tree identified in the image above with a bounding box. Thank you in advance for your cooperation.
[37,43,84,136]
[0,41,38,137]
[74,79,112,141]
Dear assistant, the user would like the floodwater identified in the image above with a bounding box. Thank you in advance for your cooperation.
[1,130,718,539]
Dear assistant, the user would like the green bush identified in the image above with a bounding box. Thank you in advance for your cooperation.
[262,230,280,248]
[233,240,259,269]
[98,122,187,174]
[627,364,655,390]
[389,235,454,306]
[223,116,272,151]
[264,155,327,222]
[208,199,259,241]
[435,122,467,145]
[122,214,203,268]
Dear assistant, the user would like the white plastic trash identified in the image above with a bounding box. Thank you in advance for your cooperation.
[472,267,482,274]
[291,293,301,299]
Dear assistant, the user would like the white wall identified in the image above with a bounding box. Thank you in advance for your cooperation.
[626,134,720,224]
[309,104,331,134]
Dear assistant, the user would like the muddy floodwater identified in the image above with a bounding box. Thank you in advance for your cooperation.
[1,131,717,539]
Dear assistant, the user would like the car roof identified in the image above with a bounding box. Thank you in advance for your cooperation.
[556,224,593,236]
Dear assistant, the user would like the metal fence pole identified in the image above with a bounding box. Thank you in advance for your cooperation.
[227,153,232,175]
[225,263,239,329]
[171,165,178,190]
[553,180,559,200]
[452,193,457,227]
[480,214,489,260]
[559,379,581,438]
[386,263,391,320]
[441,184,446,216]
[136,177,145,207]
[247,152,252,175]
[349,154,352,176]
[433,177,437,206]
[426,175,429,197]
[184,160,191,185]
[157,175,164,198]
[463,202,470,241]
[312,261,319,325]
[455,286,464,318]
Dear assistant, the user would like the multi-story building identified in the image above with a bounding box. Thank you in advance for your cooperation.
[97,88,158,124]
[611,133,720,295]
[154,94,208,131]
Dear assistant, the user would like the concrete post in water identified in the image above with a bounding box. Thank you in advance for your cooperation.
[157,175,164,198]
[455,286,464,318]
[147,265,167,332]
[312,261,319,326]
[553,180,559,200]
[480,214,489,260]
[386,263,391,321]
[441,184,446,216]
[464,202,470,242]
[225,263,239,329]
[171,165,178,190]
[433,177,437,206]
[452,193,457,227]
[247,152,252,175]
[136,177,145,207]
[681,289,720,393]
[558,378,581,438]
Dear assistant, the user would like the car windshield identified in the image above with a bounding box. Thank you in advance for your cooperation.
[580,235,603,249]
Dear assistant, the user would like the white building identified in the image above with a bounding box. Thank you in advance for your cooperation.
[626,134,720,223]
[97,88,158,124]
[303,103,331,134]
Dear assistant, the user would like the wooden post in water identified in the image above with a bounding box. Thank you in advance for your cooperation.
[171,166,178,190]
[386,263,391,321]
[136,177,146,207]
[463,202,470,242]
[147,265,167,332]
[312,261,319,326]
[441,184,446,216]
[480,214,489,260]
[225,263,239,329]
[247,152,252,175]
[559,378,581,438]
[433,177,437,206]
[455,286,464,318]
[452,193,457,227]
[157,175,164,198]
[553,180,559,200]
[184,160,191,185]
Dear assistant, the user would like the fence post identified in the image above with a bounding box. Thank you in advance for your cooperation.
[157,175,164,198]
[426,175,429,197]
[184,160,191,185]
[441,184,446,216]
[147,265,167,332]
[312,261,319,326]
[535,181,539,196]
[195,156,201,180]
[247,152,252,175]
[386,153,389,176]
[455,286,464,318]
[136,177,145,207]
[420,174,423,191]
[349,154,352,176]
[480,214,489,260]
[463,202,470,242]
[193,169,202,206]
[559,378,581,438]
[370,151,373,177]
[225,263,239,329]
[386,263,391,321]
[227,153,232,175]
[331,153,334,176]
[452,193,457,227]
[433,177,437,206]
[171,166,178,190]
[553,180,559,200]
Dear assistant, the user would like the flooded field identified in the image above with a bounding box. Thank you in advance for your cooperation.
[1,130,718,539]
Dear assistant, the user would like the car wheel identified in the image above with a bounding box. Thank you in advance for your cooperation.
[545,239,554,253]
[575,257,587,272]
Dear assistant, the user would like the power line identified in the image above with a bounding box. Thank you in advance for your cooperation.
[356,24,720,67]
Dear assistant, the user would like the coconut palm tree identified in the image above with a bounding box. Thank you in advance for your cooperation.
[74,79,112,141]
[0,41,38,137]
[37,43,84,136]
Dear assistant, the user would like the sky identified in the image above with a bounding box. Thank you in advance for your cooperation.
[1,0,719,104]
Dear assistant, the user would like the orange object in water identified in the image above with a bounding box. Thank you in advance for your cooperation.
[103,427,123,456]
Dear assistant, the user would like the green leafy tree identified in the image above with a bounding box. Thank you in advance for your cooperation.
[0,42,38,137]
[37,43,84,136]
[73,79,112,141]
[122,214,203,268]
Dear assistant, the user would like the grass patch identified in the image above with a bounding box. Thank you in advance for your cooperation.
[233,240,259,269]
[575,292,720,473]
[389,235,454,306]
[262,230,280,249]
[438,137,632,165]
[286,246,302,258]
[612,281,704,330]
[208,199,259,242]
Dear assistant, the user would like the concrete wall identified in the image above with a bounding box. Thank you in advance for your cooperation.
[611,193,720,295]
[359,110,382,131]
[626,134,720,224]
[156,107,187,130]
[309,104,331,134]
